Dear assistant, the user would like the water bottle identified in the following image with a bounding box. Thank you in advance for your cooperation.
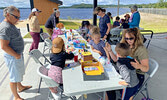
[64,31,67,39]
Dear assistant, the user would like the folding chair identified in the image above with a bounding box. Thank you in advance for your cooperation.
[37,65,76,100]
[40,32,51,54]
[29,49,51,93]
[44,38,52,52]
[110,26,123,45]
[133,58,159,100]
[140,30,154,49]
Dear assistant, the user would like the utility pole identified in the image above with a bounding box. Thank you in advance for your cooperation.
[93,0,97,26]
[117,0,120,16]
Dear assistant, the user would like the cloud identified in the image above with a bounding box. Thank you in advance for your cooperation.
[0,0,30,8]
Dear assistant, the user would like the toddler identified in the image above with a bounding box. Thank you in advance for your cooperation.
[51,23,64,40]
[89,26,109,58]
[113,16,120,28]
[115,43,139,100]
[48,37,74,95]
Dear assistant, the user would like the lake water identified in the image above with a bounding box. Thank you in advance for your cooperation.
[0,8,130,22]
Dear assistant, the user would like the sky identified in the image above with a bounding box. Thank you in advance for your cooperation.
[0,0,159,8]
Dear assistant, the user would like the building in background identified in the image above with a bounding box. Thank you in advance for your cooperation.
[30,0,63,25]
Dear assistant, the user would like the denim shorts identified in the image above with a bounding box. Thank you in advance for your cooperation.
[4,53,25,82]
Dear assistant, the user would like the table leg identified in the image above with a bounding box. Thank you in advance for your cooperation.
[103,92,106,100]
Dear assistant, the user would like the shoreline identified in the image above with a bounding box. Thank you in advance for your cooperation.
[16,12,167,34]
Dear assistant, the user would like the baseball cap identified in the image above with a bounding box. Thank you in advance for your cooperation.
[32,8,42,13]
[52,37,64,53]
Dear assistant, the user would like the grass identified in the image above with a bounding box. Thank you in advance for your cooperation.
[139,13,167,33]
[23,20,81,38]
[23,12,167,38]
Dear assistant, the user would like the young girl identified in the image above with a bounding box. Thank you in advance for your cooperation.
[48,37,74,95]
[51,23,64,40]
[29,8,41,52]
[89,26,109,58]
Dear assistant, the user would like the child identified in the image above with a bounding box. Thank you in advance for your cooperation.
[107,12,113,25]
[48,37,74,96]
[51,23,65,40]
[113,16,120,28]
[89,26,109,58]
[115,43,139,100]
[86,24,94,42]
[121,14,130,29]
[80,21,90,40]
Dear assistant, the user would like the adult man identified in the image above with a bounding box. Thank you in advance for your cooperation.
[45,8,60,36]
[0,6,31,100]
[128,5,140,28]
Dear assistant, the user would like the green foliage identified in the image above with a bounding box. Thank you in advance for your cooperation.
[60,2,167,8]
[60,3,129,8]
[67,16,72,20]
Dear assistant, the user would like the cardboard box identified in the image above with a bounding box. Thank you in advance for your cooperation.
[81,62,108,81]
[81,52,93,61]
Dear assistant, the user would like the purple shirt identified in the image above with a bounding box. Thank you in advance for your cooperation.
[89,40,106,57]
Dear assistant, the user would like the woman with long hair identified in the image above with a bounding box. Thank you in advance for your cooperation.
[29,8,41,52]
[105,28,149,100]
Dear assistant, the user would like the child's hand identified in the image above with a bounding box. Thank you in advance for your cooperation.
[98,51,102,55]
[105,42,111,52]
[119,81,129,86]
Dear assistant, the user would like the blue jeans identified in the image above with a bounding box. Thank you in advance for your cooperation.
[4,53,25,82]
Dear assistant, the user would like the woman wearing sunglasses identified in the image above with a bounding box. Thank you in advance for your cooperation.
[105,28,149,100]
[94,7,111,41]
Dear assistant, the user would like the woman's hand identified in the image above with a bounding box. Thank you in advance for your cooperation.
[130,59,141,69]
[102,35,107,41]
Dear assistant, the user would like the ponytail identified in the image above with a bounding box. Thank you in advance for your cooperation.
[92,26,101,37]
[28,12,35,20]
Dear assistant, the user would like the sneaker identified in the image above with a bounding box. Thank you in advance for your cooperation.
[51,92,61,100]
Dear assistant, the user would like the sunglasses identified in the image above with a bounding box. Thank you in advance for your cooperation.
[96,11,99,15]
[124,37,134,40]
[10,13,20,19]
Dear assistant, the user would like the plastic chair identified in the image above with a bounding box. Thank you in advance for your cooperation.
[40,33,51,54]
[133,58,159,100]
[37,65,76,100]
[140,30,154,49]
[29,49,51,93]
[110,26,123,44]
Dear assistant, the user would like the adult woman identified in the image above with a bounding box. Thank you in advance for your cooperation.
[45,8,60,36]
[29,8,41,52]
[105,28,149,100]
[128,5,140,28]
[94,7,111,41]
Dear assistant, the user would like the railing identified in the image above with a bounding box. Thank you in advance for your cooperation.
[140,30,154,49]
[139,8,167,15]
